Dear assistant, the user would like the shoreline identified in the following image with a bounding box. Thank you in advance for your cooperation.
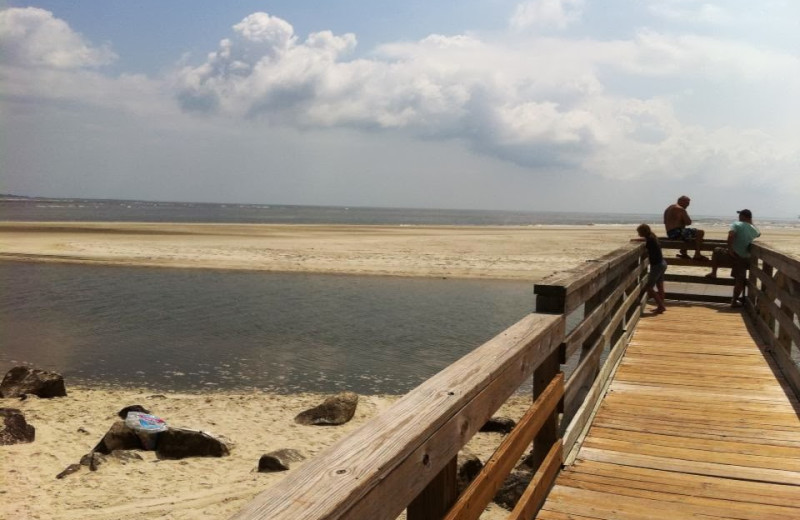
[2,221,799,281]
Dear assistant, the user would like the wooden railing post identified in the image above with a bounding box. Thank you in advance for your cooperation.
[532,292,565,471]
[408,457,458,520]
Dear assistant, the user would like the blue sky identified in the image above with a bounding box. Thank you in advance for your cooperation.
[1,1,798,216]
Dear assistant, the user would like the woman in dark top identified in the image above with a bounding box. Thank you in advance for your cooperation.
[637,224,667,314]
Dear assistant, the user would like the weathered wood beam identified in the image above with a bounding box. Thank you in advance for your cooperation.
[442,373,564,520]
[507,440,563,520]
[535,243,643,314]
[230,312,564,520]
[562,293,644,464]
[663,273,735,286]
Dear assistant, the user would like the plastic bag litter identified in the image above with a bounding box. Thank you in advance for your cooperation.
[125,411,168,450]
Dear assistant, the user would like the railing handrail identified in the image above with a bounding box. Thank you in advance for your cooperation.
[230,312,564,520]
[745,241,800,398]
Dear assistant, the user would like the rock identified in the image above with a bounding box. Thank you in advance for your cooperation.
[80,451,107,471]
[56,464,82,479]
[109,450,144,464]
[77,427,90,435]
[93,420,142,454]
[456,451,483,494]
[257,449,305,473]
[480,416,516,434]
[0,366,66,399]
[493,469,533,510]
[117,405,150,419]
[156,428,231,459]
[0,408,36,445]
[294,392,359,426]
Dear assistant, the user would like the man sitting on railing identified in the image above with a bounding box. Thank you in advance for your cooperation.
[663,195,708,260]
[705,209,761,307]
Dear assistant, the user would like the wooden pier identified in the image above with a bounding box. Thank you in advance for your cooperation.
[230,238,800,520]
[536,303,800,519]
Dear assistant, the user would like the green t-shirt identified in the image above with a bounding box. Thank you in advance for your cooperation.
[731,221,760,258]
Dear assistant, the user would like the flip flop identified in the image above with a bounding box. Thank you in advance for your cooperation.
[675,253,691,259]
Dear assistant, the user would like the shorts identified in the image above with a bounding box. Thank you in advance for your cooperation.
[645,260,667,290]
[667,228,698,240]
[712,247,750,280]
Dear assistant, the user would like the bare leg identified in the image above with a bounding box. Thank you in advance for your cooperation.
[705,248,720,278]
[656,280,665,303]
[693,230,708,260]
[648,288,666,313]
[732,278,745,307]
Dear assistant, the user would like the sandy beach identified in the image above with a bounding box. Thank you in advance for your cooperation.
[1,387,530,520]
[2,222,799,519]
[3,221,798,282]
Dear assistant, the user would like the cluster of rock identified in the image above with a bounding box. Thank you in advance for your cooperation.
[2,365,528,509]
[0,366,67,446]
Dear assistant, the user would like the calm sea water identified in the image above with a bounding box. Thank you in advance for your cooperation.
[1,263,534,394]
[0,198,668,226]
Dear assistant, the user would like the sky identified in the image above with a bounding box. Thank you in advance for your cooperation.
[0,1,798,217]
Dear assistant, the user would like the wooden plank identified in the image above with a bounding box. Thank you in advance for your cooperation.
[581,436,800,473]
[663,273,735,285]
[554,474,800,520]
[752,267,800,318]
[535,243,643,314]
[562,301,640,464]
[753,243,800,283]
[577,447,800,485]
[563,265,643,358]
[542,485,725,520]
[508,440,562,520]
[569,460,800,506]
[663,292,731,304]
[408,457,457,520]
[230,313,564,520]
[768,335,800,401]
[564,285,642,413]
[442,373,564,520]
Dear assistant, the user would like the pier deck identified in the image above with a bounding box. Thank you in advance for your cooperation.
[536,303,800,519]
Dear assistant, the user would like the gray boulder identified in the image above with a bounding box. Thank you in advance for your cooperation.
[156,428,231,459]
[80,451,107,471]
[493,469,533,510]
[0,408,35,445]
[92,420,142,454]
[457,450,483,494]
[480,416,516,434]
[258,448,306,473]
[0,366,66,398]
[294,392,359,426]
[117,405,151,419]
[55,463,82,479]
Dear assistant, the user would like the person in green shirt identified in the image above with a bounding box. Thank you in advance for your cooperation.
[705,209,761,307]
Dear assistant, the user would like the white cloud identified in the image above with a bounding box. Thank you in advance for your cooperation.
[1,6,797,210]
[509,0,585,31]
[0,7,116,69]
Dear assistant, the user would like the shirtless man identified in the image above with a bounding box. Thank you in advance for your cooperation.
[663,195,707,260]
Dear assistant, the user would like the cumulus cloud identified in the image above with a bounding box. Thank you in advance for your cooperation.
[2,6,797,197]
[510,0,585,31]
[0,7,116,69]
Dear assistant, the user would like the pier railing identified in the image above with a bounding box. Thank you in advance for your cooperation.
[230,241,651,520]
[745,242,800,396]
[229,238,799,520]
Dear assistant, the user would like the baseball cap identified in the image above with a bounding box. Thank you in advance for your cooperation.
[737,209,752,218]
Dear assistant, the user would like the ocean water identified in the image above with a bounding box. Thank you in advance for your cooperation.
[0,262,534,394]
[3,197,798,227]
